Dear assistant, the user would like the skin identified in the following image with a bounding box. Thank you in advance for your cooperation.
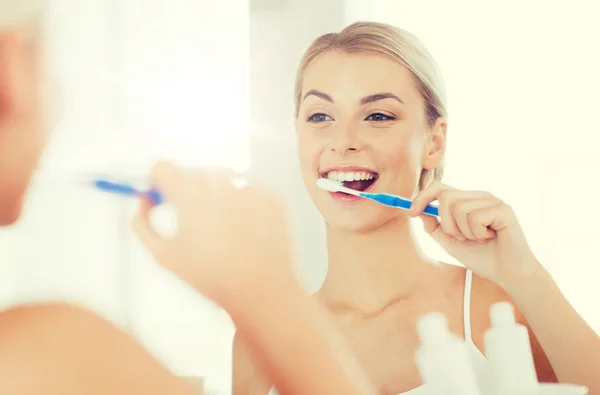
[0,22,378,395]
[233,50,600,395]
[0,24,46,226]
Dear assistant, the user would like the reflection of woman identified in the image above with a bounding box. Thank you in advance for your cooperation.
[0,2,378,393]
[233,21,600,395]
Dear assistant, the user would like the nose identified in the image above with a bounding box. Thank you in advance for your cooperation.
[328,123,363,154]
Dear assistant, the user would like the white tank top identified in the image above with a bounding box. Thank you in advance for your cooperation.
[269,269,488,395]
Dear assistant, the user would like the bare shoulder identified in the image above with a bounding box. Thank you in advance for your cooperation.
[232,330,273,395]
[0,302,199,394]
[469,273,557,383]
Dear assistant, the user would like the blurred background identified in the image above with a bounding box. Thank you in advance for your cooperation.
[1,0,599,393]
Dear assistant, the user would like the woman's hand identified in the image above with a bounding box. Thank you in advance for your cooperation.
[132,161,297,310]
[410,181,541,290]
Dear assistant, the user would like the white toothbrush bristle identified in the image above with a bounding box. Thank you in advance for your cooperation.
[317,178,342,192]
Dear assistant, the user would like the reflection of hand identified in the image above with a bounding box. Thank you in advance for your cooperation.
[132,161,297,310]
[410,181,541,289]
[133,162,378,395]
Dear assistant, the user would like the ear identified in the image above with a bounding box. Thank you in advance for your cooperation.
[0,31,29,128]
[421,117,447,170]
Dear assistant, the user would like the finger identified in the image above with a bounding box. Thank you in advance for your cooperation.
[149,161,186,204]
[419,214,463,249]
[451,196,501,242]
[418,189,493,240]
[412,186,492,216]
[420,213,441,234]
[194,170,236,223]
[410,181,454,216]
[469,203,514,239]
[132,197,169,260]
[437,193,465,240]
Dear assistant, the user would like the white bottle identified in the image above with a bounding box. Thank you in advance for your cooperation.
[415,312,482,395]
[484,302,539,395]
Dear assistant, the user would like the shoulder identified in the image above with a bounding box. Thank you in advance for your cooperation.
[232,330,273,395]
[0,302,114,347]
[0,302,197,394]
[468,272,512,339]
[469,273,557,382]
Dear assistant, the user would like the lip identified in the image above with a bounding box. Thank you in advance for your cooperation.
[322,171,380,203]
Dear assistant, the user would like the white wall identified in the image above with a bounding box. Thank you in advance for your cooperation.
[367,0,600,331]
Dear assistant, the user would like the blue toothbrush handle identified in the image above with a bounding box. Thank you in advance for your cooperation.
[363,193,439,217]
[422,204,439,217]
[93,180,164,205]
[146,188,164,205]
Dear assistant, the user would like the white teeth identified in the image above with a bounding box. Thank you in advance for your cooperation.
[324,171,377,182]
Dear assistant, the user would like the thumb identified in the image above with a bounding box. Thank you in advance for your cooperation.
[419,214,453,248]
[132,197,169,260]
[149,161,186,205]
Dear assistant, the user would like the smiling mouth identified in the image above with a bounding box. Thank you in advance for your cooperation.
[320,170,380,193]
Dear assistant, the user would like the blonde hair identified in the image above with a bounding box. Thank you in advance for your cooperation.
[0,0,44,29]
[294,22,447,190]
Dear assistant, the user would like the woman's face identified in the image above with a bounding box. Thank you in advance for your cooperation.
[296,51,446,233]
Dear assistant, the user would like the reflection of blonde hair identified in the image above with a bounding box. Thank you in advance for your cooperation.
[294,22,447,190]
[0,0,44,28]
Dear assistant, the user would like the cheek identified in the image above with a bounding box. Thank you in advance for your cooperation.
[297,132,319,175]
[379,134,423,171]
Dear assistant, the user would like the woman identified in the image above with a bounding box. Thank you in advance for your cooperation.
[233,21,600,395]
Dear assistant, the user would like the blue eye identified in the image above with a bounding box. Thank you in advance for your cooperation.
[365,113,395,122]
[307,113,334,123]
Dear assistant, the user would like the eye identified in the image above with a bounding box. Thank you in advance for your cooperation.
[307,113,334,123]
[365,112,396,122]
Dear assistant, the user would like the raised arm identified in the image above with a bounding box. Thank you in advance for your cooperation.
[133,162,377,395]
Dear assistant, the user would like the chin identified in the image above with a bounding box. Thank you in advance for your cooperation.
[0,187,27,227]
[0,207,23,227]
[322,208,404,234]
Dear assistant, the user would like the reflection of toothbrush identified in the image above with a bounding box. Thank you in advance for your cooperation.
[34,171,165,205]
[93,180,164,205]
[317,178,439,217]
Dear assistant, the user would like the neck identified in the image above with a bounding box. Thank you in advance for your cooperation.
[320,216,437,316]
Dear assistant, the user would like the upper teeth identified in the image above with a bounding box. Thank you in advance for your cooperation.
[326,171,376,182]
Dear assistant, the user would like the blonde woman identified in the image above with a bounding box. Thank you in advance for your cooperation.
[233,21,600,395]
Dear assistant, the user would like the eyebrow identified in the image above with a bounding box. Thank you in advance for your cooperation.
[360,93,404,105]
[303,89,334,103]
[302,90,404,105]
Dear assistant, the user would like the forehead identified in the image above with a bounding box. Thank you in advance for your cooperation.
[301,51,422,105]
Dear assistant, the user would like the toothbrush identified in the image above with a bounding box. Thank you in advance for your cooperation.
[316,178,439,217]
[93,179,164,205]
[33,171,164,205]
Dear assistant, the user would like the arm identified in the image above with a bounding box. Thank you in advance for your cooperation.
[224,277,376,395]
[506,264,600,392]
[132,165,377,395]
[232,331,273,395]
[0,303,200,395]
